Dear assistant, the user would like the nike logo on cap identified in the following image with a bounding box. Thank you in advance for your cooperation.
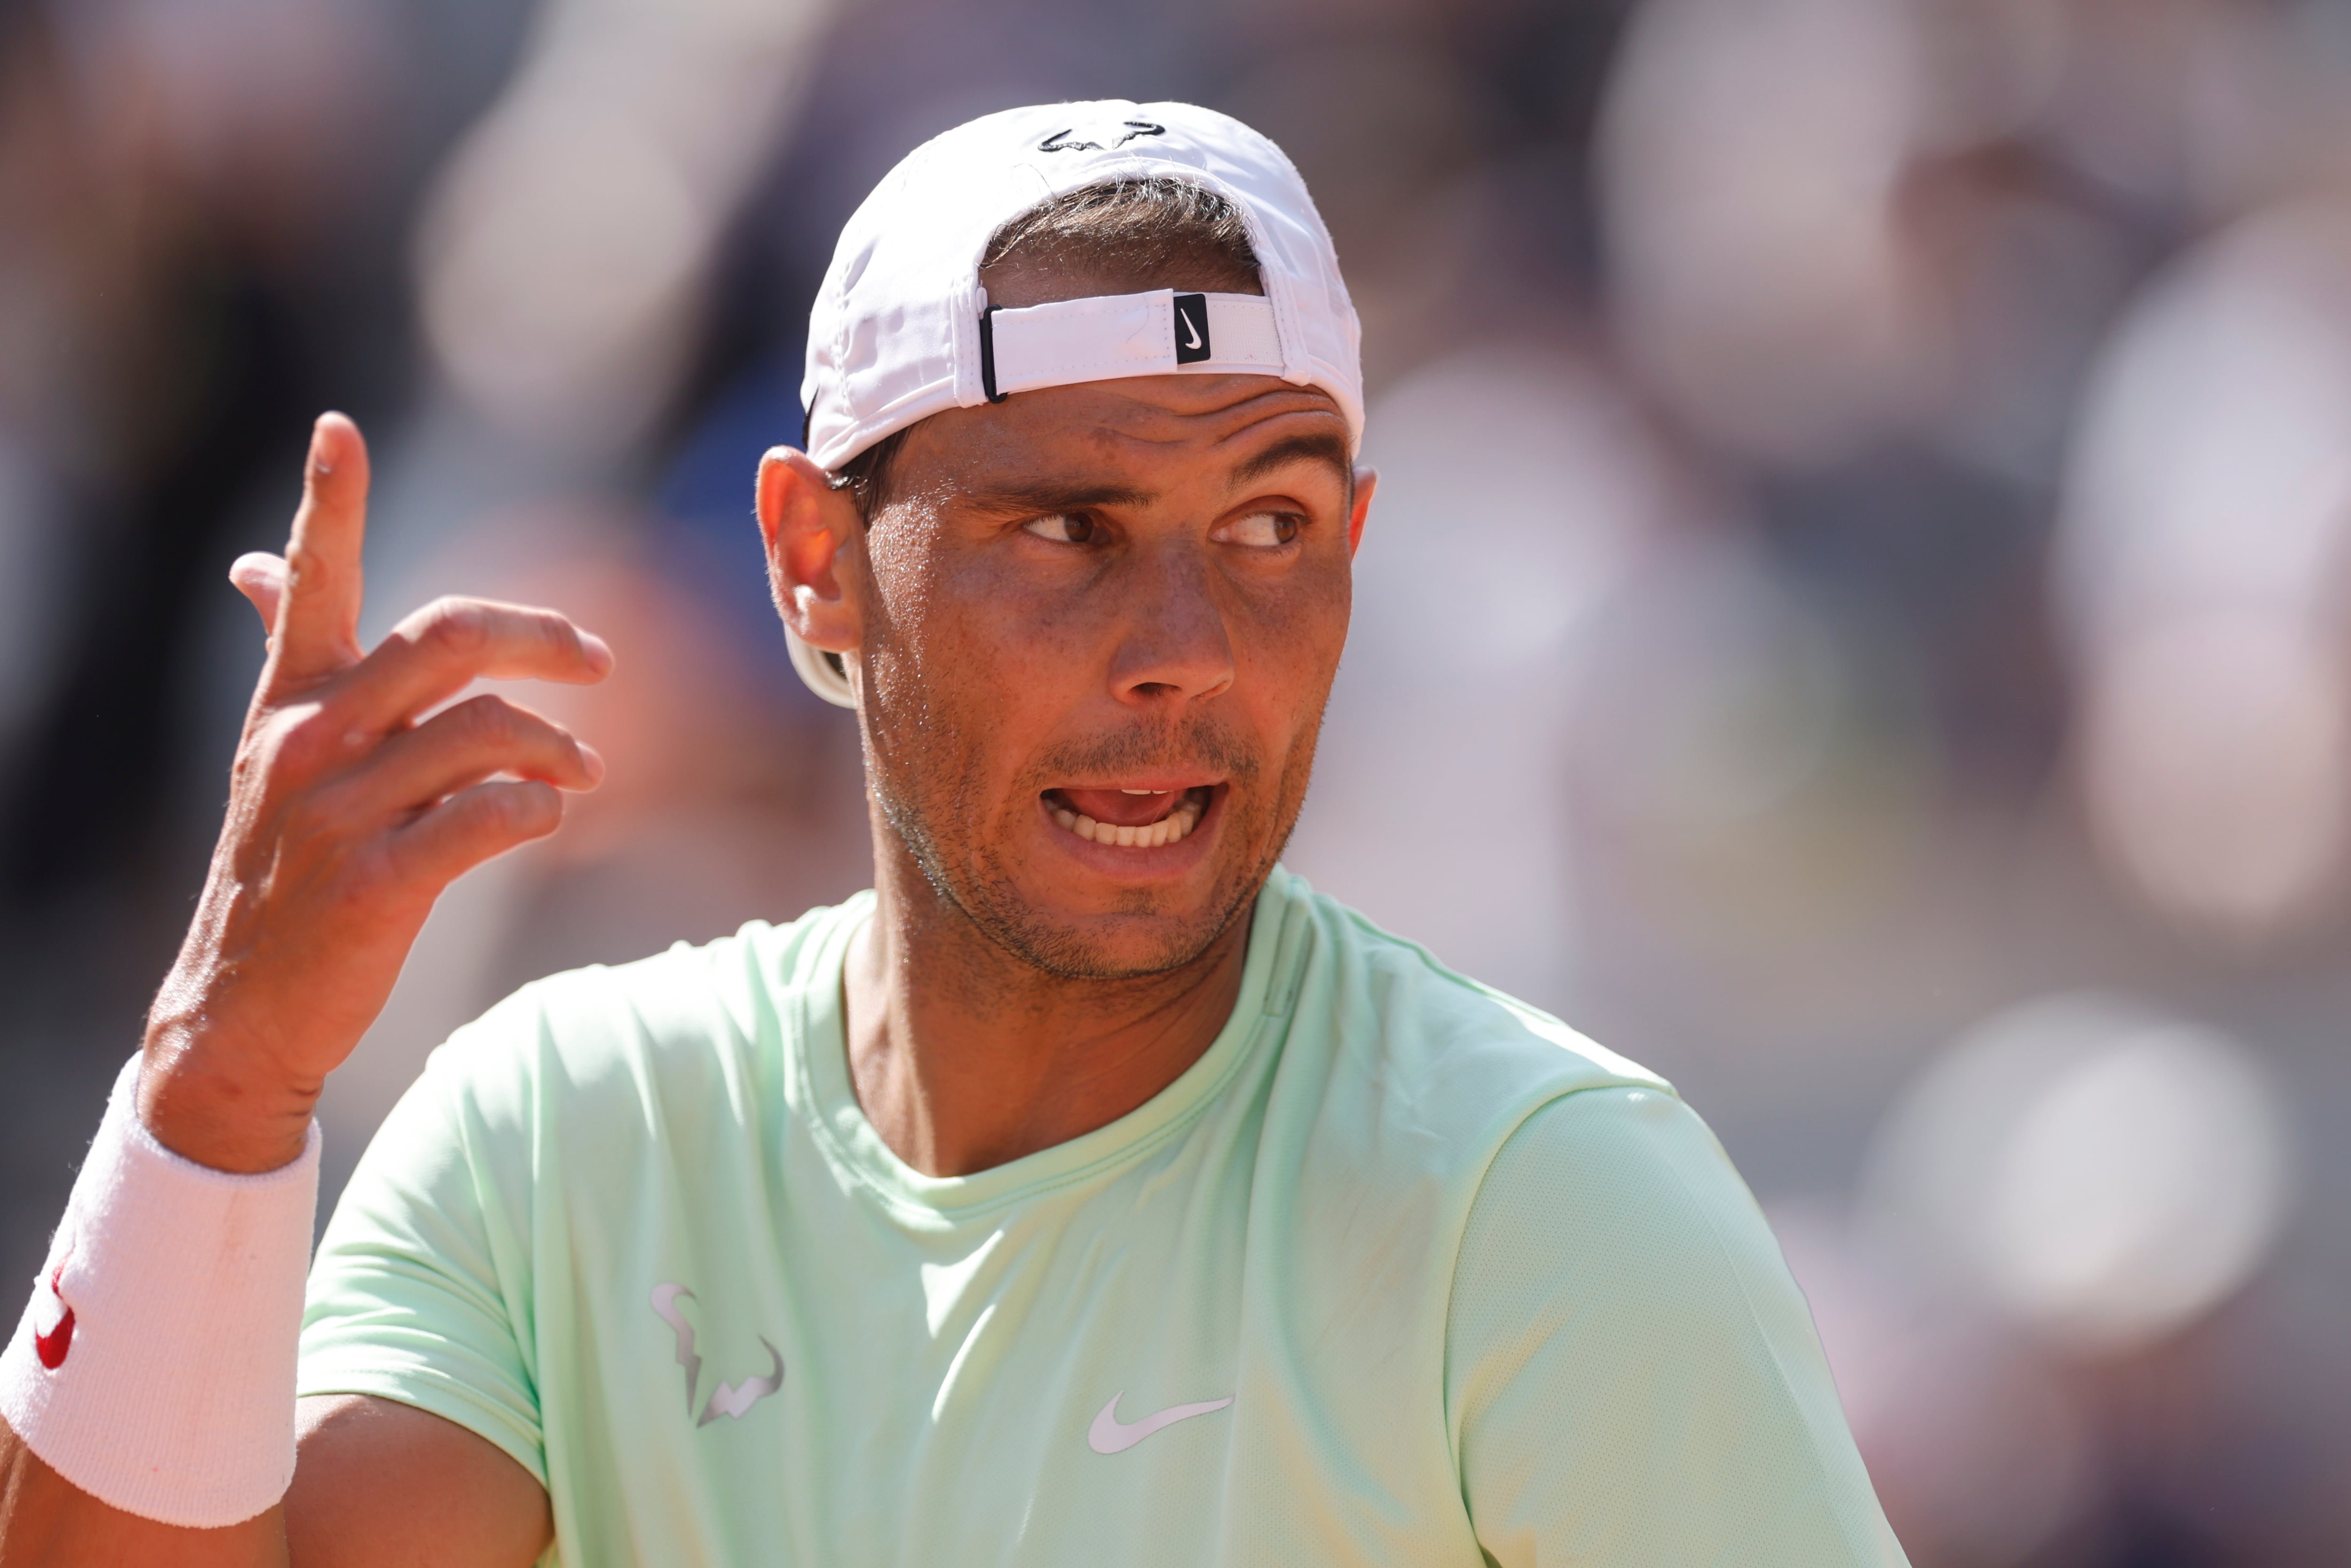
[1087,1391,1234,1454]
[1172,293,1211,364]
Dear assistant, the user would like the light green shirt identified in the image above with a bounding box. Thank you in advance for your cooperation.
[300,869,1906,1566]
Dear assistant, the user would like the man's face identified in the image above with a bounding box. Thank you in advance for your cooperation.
[845,370,1366,979]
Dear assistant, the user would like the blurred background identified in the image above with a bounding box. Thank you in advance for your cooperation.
[1,0,2347,1558]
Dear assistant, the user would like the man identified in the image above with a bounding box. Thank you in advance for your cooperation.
[0,102,1906,1565]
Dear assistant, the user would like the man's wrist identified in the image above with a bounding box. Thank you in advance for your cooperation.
[136,1025,323,1175]
[0,1055,319,1528]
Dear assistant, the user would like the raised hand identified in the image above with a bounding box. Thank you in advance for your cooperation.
[137,413,613,1172]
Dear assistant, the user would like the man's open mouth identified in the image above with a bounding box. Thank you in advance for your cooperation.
[1043,785,1214,848]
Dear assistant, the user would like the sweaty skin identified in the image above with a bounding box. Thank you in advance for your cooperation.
[0,277,1372,1566]
[1,414,599,1561]
[761,258,1373,1176]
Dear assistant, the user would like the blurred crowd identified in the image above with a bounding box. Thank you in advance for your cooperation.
[3,0,2349,1561]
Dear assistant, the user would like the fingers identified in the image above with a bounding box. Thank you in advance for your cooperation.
[348,694,603,815]
[388,780,565,890]
[230,552,287,633]
[269,413,371,691]
[336,596,615,734]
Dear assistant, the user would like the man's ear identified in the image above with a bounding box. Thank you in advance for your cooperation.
[1347,466,1377,559]
[756,447,863,653]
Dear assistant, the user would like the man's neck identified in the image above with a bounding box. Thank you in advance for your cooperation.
[841,845,1254,1179]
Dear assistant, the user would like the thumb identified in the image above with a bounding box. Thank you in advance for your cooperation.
[230,552,288,635]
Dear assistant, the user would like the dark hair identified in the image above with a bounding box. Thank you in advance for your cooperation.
[828,179,1264,521]
[981,176,1261,289]
[828,431,907,523]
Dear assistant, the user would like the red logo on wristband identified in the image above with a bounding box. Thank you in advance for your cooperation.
[32,1263,73,1370]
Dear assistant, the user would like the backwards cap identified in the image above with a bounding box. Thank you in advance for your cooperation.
[789,100,1364,706]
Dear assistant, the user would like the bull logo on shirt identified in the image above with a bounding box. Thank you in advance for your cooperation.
[649,1283,785,1426]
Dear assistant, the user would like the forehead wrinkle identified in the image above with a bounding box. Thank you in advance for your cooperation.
[1078,389,1349,477]
[952,414,1168,514]
[900,375,1352,520]
[955,414,1348,518]
[1061,374,1341,438]
[958,475,1158,515]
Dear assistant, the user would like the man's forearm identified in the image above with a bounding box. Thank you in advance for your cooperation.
[0,411,602,1563]
[0,1416,287,1568]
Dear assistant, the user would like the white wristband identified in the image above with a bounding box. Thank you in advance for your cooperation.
[0,1055,320,1528]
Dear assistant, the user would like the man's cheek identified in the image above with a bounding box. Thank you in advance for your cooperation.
[990,616,1102,705]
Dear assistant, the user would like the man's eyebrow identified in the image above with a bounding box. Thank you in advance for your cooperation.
[958,479,1156,514]
[1230,431,1352,491]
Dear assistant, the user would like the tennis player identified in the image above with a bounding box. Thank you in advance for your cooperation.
[0,102,1907,1566]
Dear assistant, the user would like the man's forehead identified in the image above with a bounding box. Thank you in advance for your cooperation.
[904,375,1352,506]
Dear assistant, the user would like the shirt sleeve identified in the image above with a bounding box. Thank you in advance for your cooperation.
[1446,1085,1908,1568]
[298,1026,547,1488]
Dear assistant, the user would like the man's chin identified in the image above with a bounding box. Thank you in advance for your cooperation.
[981,899,1237,982]
[948,856,1258,980]
[882,774,1288,981]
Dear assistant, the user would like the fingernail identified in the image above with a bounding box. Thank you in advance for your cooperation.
[582,633,615,674]
[579,743,607,785]
[310,415,334,476]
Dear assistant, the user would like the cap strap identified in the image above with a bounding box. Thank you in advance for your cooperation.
[981,290,1281,401]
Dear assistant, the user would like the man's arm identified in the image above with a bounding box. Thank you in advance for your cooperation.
[1447,1086,1909,1567]
[0,411,607,1562]
[0,1411,284,1568]
[285,1398,551,1567]
[1,1399,548,1568]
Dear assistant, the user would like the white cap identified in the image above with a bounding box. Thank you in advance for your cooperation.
[786,100,1364,708]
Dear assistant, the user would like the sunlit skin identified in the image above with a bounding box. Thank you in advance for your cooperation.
[761,359,1375,1178]
[0,274,1373,1567]
[0,415,589,1563]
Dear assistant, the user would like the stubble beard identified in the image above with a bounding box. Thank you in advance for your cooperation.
[866,700,1323,983]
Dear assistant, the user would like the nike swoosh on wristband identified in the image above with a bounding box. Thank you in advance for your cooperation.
[1087,1391,1234,1454]
[32,1263,72,1370]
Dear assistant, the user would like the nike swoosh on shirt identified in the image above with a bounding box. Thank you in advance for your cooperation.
[1087,1391,1234,1454]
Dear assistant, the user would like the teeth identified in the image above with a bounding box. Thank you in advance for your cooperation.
[1055,793,1206,847]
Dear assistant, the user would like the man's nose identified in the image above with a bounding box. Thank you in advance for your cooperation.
[1107,544,1236,705]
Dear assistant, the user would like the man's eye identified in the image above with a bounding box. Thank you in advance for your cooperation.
[1022,513,1096,544]
[1216,511,1301,548]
